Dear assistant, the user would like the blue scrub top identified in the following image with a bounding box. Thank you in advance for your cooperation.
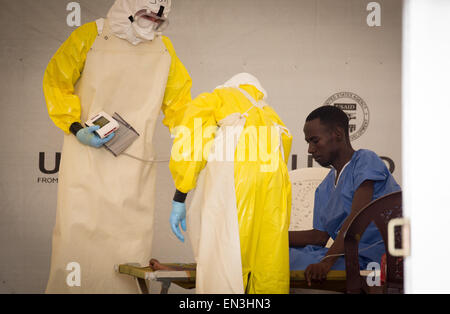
[290,149,401,270]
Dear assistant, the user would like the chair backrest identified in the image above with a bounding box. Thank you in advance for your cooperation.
[343,191,403,294]
[288,167,330,231]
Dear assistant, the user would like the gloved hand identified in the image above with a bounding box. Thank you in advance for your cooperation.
[76,125,115,148]
[170,200,186,242]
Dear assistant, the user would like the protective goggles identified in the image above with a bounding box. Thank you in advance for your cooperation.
[131,8,169,31]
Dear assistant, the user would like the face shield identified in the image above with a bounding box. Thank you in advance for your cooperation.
[133,7,169,32]
[107,0,172,45]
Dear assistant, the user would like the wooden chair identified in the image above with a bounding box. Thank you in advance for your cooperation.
[343,191,404,294]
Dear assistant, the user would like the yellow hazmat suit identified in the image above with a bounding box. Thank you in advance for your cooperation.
[42,5,191,292]
[169,80,292,294]
[43,22,191,134]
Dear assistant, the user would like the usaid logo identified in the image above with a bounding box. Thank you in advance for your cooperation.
[323,92,370,141]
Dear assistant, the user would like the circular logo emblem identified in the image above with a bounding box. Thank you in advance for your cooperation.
[323,92,370,141]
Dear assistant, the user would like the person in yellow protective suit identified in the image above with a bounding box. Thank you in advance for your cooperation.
[168,73,293,294]
[42,0,191,293]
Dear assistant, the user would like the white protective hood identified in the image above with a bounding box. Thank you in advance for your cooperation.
[215,72,268,100]
[107,0,171,45]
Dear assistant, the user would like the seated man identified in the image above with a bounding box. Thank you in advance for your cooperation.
[289,106,401,286]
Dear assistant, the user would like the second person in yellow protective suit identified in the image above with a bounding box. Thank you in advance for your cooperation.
[168,73,292,294]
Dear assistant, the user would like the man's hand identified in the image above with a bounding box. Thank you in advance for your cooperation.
[304,260,333,286]
[303,180,376,287]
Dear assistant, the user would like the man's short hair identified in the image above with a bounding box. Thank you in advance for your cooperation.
[306,105,350,138]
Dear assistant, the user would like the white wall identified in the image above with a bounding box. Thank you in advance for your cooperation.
[402,0,450,294]
[0,0,402,293]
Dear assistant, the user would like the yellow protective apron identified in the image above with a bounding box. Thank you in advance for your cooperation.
[188,89,284,294]
[46,19,171,293]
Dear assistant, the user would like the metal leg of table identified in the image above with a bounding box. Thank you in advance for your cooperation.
[135,277,149,294]
[160,280,172,294]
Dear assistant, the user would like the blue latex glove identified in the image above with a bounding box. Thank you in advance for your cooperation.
[170,200,186,242]
[76,125,115,148]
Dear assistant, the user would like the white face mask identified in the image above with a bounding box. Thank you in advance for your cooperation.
[136,15,153,28]
[131,19,156,41]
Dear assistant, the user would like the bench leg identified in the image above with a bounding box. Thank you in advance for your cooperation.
[135,278,149,294]
[160,280,171,294]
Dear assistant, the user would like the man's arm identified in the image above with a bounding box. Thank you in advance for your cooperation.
[322,180,374,263]
[304,180,374,285]
[289,229,330,247]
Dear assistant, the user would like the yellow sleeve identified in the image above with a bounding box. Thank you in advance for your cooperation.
[161,36,193,133]
[264,107,293,164]
[42,22,98,133]
[168,92,222,193]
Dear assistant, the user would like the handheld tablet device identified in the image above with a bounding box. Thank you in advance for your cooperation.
[85,111,120,139]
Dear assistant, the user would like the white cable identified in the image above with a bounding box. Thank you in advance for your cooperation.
[319,240,385,262]
[122,153,169,163]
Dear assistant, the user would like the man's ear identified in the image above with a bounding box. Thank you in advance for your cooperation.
[333,126,345,142]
